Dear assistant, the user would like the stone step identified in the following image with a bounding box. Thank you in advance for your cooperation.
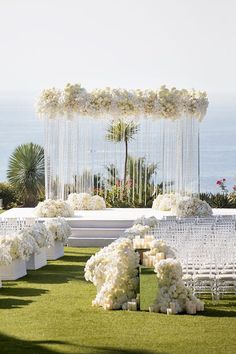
[68,237,117,248]
[71,227,125,238]
[67,219,133,229]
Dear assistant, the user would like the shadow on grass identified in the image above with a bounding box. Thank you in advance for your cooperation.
[0,333,162,354]
[199,308,236,317]
[0,287,48,297]
[78,346,164,354]
[20,263,86,285]
[60,254,92,263]
[0,331,69,354]
[0,298,33,309]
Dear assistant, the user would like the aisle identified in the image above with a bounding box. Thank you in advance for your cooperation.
[0,248,236,354]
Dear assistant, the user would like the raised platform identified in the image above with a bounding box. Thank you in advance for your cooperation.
[1,208,236,247]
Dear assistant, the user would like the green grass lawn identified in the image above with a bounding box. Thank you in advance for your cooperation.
[0,248,236,354]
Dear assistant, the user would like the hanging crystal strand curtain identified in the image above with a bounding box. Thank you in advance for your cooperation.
[161,116,200,196]
[45,114,200,201]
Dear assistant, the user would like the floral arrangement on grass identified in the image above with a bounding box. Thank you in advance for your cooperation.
[67,193,106,210]
[0,232,38,261]
[124,224,151,239]
[21,223,54,249]
[147,240,176,259]
[37,84,208,121]
[85,238,139,310]
[173,196,212,218]
[44,217,71,244]
[134,216,158,228]
[153,259,204,314]
[35,199,74,217]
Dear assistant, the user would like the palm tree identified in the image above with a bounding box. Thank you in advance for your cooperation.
[7,143,45,206]
[106,119,139,183]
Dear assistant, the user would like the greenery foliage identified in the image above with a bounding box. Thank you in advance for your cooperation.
[7,143,45,207]
[200,192,236,208]
[0,182,22,209]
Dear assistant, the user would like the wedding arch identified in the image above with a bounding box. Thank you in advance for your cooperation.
[36,84,208,203]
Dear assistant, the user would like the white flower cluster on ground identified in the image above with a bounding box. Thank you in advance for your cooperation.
[44,217,72,243]
[153,259,204,314]
[124,224,151,239]
[67,193,106,210]
[146,240,176,259]
[35,199,74,217]
[37,84,208,121]
[134,216,158,228]
[152,194,212,217]
[85,215,204,314]
[124,215,158,239]
[84,238,139,310]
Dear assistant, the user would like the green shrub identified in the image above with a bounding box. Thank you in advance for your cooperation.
[200,192,236,208]
[0,182,22,209]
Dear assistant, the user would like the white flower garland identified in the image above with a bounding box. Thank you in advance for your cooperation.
[67,193,106,210]
[37,84,208,121]
[85,238,139,310]
[35,199,74,217]
[44,217,71,243]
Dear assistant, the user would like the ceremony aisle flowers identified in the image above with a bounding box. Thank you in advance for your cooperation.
[44,218,71,244]
[0,231,38,261]
[21,223,54,249]
[67,193,106,210]
[124,224,151,239]
[35,199,74,217]
[153,259,204,314]
[85,238,139,310]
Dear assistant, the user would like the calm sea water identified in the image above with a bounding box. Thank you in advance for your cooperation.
[0,98,235,193]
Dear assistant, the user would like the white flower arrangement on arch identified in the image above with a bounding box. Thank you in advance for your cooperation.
[35,199,74,217]
[37,84,208,121]
[67,193,106,210]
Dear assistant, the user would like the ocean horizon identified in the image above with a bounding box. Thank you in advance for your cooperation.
[0,96,235,194]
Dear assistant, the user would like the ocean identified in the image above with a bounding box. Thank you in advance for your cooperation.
[0,97,235,193]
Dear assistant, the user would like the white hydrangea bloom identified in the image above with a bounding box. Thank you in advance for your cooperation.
[88,195,106,210]
[35,199,74,217]
[85,238,139,310]
[44,217,71,243]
